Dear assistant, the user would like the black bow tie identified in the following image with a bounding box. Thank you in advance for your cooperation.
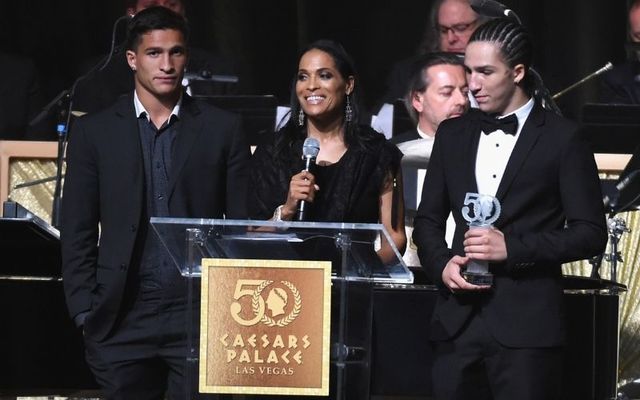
[480,113,518,136]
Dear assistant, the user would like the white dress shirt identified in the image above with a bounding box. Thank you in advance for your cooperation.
[475,98,534,196]
[396,126,435,165]
[133,91,182,122]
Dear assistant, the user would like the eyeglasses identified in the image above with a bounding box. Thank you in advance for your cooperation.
[438,19,478,36]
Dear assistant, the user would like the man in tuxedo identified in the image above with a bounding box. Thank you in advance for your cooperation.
[413,18,607,400]
[61,7,249,399]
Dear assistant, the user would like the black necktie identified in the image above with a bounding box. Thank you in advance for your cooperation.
[480,113,518,136]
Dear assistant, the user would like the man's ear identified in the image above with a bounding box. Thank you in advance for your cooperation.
[411,91,424,113]
[513,63,526,84]
[126,50,137,71]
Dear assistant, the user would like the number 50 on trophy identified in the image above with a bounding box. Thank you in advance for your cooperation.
[461,192,501,286]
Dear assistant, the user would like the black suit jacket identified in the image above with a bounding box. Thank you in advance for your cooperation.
[389,128,421,145]
[61,93,250,340]
[413,104,607,347]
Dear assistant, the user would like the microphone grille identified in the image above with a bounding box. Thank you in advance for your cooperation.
[302,137,320,158]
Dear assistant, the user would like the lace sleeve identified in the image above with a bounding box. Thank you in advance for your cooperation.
[248,143,288,219]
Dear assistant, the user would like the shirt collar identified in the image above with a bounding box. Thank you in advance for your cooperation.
[416,126,435,140]
[133,90,182,123]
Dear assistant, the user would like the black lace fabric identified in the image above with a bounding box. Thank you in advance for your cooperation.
[248,125,402,224]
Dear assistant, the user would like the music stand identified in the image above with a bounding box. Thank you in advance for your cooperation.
[612,143,640,213]
[184,72,239,97]
[193,95,277,146]
[581,103,640,154]
[580,102,640,210]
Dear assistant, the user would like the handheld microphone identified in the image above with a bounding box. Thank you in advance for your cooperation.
[297,137,320,221]
[470,0,521,23]
[603,169,640,209]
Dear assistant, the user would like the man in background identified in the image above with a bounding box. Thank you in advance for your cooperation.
[391,52,468,160]
[381,0,485,105]
[0,53,54,140]
[600,0,640,104]
[391,52,468,266]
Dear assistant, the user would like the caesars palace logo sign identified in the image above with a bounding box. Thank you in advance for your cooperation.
[199,258,332,396]
[230,279,302,328]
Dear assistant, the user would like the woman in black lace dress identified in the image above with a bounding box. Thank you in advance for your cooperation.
[249,39,406,261]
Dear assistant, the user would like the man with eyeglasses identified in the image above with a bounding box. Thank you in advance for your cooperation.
[436,0,481,53]
[379,0,486,108]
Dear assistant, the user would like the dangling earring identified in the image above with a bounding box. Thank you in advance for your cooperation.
[298,109,305,126]
[345,94,353,123]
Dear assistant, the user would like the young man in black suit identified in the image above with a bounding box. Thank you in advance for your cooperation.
[413,19,607,400]
[61,7,249,399]
[73,0,238,115]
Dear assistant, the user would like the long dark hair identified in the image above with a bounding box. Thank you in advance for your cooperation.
[275,39,370,153]
[468,18,534,93]
[468,18,561,113]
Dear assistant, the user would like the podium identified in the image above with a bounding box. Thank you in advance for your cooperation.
[150,218,412,399]
[1,201,59,277]
[0,201,97,391]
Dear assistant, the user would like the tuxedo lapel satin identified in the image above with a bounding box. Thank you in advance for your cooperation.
[167,97,202,199]
[495,104,545,201]
[464,115,482,195]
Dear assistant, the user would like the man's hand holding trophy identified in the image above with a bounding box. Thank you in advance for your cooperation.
[460,192,505,287]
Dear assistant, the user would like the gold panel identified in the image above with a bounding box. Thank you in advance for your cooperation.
[9,159,57,222]
[563,169,640,382]
[0,140,58,223]
[199,258,332,396]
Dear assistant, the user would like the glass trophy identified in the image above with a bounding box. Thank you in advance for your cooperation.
[461,192,501,286]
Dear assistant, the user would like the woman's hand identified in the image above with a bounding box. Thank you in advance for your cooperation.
[281,170,319,220]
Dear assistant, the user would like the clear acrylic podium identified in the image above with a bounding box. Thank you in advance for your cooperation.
[150,218,413,399]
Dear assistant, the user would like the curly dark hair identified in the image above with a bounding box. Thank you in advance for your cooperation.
[468,18,534,94]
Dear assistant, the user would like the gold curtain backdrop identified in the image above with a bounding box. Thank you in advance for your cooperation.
[8,159,57,223]
[563,211,640,383]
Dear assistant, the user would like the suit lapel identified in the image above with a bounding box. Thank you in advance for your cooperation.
[115,95,144,183]
[464,112,482,195]
[167,96,203,199]
[495,103,545,201]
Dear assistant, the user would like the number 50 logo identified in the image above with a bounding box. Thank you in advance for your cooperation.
[230,279,302,327]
